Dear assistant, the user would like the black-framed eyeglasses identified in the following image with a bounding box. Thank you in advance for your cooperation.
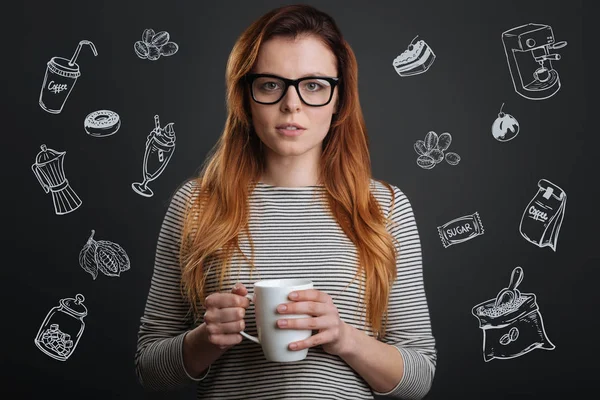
[244,73,340,107]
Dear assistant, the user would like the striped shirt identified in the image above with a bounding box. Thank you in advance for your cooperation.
[135,179,437,400]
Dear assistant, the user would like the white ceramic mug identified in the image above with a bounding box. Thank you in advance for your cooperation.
[240,278,313,362]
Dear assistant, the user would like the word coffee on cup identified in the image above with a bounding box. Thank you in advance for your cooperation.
[240,279,313,362]
[39,40,98,114]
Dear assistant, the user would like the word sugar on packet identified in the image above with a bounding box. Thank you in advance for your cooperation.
[437,212,485,248]
[519,179,566,252]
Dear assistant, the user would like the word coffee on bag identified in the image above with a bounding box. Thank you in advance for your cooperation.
[437,211,484,248]
[519,179,566,252]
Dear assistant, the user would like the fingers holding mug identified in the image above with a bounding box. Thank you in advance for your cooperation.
[206,331,244,350]
[206,318,246,335]
[232,282,248,296]
[204,306,246,325]
[202,284,251,350]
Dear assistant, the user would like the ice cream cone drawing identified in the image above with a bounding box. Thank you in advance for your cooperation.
[393,35,436,77]
[132,115,176,197]
[39,40,98,114]
[31,144,82,215]
[34,294,88,361]
[134,29,179,60]
[79,230,130,280]
[472,266,555,362]
[519,179,566,251]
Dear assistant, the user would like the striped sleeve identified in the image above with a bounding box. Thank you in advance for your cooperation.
[134,180,210,391]
[372,185,437,399]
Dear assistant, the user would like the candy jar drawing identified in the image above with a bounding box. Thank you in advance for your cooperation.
[39,40,98,114]
[34,294,88,361]
[132,115,176,197]
[31,144,82,215]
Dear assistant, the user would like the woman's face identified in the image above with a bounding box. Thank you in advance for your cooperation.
[248,34,339,159]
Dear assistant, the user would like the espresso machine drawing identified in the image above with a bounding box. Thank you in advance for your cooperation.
[502,23,567,100]
[132,115,176,197]
[31,144,82,215]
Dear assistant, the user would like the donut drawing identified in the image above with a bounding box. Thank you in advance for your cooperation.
[84,110,121,137]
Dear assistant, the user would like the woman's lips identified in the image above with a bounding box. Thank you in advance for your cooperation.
[276,127,305,136]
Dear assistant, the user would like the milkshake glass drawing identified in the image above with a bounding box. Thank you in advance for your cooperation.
[132,115,176,197]
[39,40,98,114]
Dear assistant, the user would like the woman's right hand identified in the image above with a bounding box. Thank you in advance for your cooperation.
[203,283,250,350]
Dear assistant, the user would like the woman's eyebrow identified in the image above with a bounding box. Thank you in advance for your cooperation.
[258,71,330,77]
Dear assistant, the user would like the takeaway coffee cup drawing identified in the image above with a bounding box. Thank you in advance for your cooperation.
[240,279,313,362]
[39,40,98,114]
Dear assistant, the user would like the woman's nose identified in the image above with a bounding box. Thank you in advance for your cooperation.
[280,85,302,110]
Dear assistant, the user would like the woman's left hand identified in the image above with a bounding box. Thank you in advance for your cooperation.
[276,289,352,356]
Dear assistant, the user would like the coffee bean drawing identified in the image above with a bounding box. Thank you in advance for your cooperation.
[414,131,461,169]
[134,28,179,61]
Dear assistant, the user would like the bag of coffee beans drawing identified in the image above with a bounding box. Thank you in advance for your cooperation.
[519,179,566,252]
[472,266,555,362]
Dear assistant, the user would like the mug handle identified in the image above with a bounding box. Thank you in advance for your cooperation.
[239,293,260,344]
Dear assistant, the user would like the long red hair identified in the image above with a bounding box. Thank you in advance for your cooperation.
[179,4,399,338]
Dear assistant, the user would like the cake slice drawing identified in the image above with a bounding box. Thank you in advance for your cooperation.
[393,35,436,77]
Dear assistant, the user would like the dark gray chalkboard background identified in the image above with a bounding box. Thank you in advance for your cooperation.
[5,0,596,399]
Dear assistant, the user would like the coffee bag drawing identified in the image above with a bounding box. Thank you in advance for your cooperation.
[34,294,88,361]
[472,266,555,362]
[132,115,176,197]
[414,131,461,170]
[519,179,566,252]
[393,35,436,77]
[502,23,567,100]
[31,144,82,215]
[84,110,121,137]
[492,103,520,142]
[39,40,98,114]
[437,212,484,248]
[134,28,179,60]
[79,230,130,280]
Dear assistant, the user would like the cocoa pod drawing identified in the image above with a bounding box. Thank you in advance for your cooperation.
[79,230,130,279]
[79,232,99,280]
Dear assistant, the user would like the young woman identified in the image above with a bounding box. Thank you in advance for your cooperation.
[135,4,437,399]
